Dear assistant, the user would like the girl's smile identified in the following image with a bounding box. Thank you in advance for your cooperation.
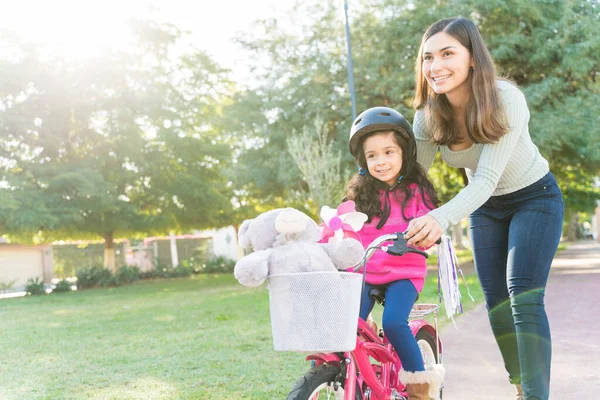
[363,131,403,186]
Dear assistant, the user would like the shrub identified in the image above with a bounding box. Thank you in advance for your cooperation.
[148,259,173,279]
[76,265,114,289]
[0,279,18,293]
[198,256,235,273]
[171,261,194,277]
[52,279,73,293]
[115,265,141,285]
[25,277,46,295]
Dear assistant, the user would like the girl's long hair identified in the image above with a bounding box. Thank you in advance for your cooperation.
[413,17,509,145]
[345,130,438,228]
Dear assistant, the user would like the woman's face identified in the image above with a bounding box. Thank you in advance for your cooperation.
[363,131,403,187]
[422,32,473,101]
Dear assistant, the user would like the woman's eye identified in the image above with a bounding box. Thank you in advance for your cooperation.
[423,55,432,61]
[443,51,452,57]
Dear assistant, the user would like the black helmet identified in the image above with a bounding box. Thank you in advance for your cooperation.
[349,107,414,157]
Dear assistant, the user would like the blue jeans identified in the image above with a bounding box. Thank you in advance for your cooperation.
[469,172,563,400]
[359,279,424,372]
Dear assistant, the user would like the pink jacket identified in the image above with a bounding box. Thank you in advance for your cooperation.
[356,184,434,292]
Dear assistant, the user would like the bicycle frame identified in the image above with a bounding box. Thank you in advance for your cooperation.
[304,233,442,400]
[307,316,441,400]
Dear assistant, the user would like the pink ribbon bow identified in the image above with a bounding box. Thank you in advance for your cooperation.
[319,200,367,243]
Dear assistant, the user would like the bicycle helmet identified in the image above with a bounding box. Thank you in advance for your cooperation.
[349,107,415,158]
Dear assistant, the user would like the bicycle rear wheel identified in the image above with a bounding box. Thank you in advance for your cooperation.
[286,364,361,400]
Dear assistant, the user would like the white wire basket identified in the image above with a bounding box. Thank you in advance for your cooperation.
[267,271,363,352]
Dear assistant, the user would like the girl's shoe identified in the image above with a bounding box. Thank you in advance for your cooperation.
[406,383,430,400]
[400,364,445,400]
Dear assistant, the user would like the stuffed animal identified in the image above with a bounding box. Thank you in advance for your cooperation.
[234,207,364,287]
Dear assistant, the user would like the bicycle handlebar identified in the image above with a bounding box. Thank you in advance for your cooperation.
[352,232,432,272]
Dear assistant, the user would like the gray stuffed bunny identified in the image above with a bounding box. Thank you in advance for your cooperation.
[234,208,364,287]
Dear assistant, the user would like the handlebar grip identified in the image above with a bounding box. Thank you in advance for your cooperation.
[386,233,429,259]
[386,245,429,259]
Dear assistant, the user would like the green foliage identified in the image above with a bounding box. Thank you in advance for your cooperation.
[76,265,115,289]
[143,255,235,277]
[0,20,235,264]
[24,277,46,296]
[0,279,18,293]
[114,265,141,285]
[198,255,236,274]
[287,115,349,212]
[226,1,353,215]
[52,279,73,293]
[228,0,600,219]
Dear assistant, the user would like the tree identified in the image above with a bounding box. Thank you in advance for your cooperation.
[225,1,356,215]
[0,20,235,269]
[287,116,349,214]
[227,0,600,227]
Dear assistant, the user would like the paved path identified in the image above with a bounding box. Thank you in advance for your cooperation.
[440,240,600,399]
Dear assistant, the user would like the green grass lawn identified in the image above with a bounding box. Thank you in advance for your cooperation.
[426,247,473,267]
[0,273,482,400]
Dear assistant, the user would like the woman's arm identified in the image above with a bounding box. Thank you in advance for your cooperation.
[406,86,530,246]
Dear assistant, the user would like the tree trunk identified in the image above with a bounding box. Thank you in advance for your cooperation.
[104,232,116,271]
[564,212,578,242]
[451,222,466,250]
[170,231,179,267]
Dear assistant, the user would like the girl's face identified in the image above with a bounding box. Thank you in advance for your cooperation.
[422,32,473,101]
[363,131,403,186]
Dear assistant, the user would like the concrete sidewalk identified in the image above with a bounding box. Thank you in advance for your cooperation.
[439,240,600,399]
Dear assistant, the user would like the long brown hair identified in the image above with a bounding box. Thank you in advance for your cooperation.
[413,17,509,145]
[345,130,438,228]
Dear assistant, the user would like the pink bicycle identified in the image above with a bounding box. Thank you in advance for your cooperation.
[285,233,443,400]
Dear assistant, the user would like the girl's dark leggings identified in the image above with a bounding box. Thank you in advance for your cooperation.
[359,279,424,372]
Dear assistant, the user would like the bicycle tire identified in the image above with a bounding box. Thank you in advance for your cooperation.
[416,329,443,399]
[286,364,361,400]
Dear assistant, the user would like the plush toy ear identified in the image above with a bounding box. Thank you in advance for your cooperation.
[275,208,308,234]
[238,219,253,249]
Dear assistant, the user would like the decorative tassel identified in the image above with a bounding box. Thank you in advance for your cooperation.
[436,235,474,326]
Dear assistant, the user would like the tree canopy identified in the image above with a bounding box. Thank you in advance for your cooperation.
[2,1,599,266]
[0,20,235,267]
[229,0,600,219]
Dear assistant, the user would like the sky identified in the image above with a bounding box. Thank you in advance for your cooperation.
[0,0,300,84]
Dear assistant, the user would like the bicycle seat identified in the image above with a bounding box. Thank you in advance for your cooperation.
[369,287,386,305]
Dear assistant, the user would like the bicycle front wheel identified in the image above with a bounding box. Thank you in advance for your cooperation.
[286,364,361,400]
[416,329,443,399]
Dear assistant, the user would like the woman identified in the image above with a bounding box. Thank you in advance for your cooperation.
[404,17,564,400]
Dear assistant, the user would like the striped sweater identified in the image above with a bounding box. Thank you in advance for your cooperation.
[413,80,549,231]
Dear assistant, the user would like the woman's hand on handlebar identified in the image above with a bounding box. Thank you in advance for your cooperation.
[404,215,443,248]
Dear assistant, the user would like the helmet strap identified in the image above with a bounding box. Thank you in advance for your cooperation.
[388,175,404,191]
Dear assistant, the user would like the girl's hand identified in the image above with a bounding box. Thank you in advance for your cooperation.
[404,215,443,248]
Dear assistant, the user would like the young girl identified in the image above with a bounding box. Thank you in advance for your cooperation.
[404,17,564,400]
[346,106,444,400]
